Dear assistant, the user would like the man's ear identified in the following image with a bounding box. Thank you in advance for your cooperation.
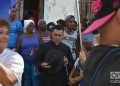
[116,8,120,24]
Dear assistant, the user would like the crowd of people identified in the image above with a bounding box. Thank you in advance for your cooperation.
[0,5,94,86]
[2,0,120,86]
[0,3,97,86]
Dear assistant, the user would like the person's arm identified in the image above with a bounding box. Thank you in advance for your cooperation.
[0,63,17,85]
[72,70,83,83]
[16,35,22,53]
[38,32,43,44]
[4,52,24,86]
[68,68,83,85]
[18,21,23,37]
[0,52,24,86]
[68,67,76,85]
[79,50,87,63]
[35,43,49,71]
[66,46,74,74]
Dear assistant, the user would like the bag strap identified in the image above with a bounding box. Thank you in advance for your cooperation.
[90,48,120,86]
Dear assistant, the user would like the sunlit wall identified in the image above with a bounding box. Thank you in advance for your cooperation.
[44,0,78,23]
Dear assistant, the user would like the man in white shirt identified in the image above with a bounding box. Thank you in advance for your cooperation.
[0,18,24,86]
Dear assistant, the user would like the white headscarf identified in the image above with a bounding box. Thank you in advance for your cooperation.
[24,20,35,29]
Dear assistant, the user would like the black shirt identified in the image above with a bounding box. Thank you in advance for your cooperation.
[84,45,120,86]
[36,40,74,86]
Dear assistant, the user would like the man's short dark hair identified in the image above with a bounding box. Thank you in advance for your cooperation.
[56,19,65,26]
[0,18,9,29]
[53,25,64,31]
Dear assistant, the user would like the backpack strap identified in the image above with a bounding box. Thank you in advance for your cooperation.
[90,48,120,86]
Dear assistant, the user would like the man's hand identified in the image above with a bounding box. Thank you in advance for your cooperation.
[64,56,68,65]
[68,77,76,85]
[79,50,86,63]
[72,70,83,83]
[41,62,51,69]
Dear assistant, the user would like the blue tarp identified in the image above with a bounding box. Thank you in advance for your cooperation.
[0,0,16,20]
[10,0,16,8]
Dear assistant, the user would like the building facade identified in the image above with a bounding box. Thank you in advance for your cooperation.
[79,0,94,23]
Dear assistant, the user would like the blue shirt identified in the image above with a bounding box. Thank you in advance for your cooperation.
[82,33,94,43]
[21,33,40,63]
[8,19,22,48]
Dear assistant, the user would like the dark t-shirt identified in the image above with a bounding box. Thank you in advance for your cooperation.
[84,45,120,86]
[36,40,74,86]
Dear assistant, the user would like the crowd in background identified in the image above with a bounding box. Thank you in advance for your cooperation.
[0,5,100,86]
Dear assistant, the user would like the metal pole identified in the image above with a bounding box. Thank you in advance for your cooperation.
[76,0,83,51]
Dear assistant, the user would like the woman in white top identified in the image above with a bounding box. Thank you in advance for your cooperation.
[0,18,24,86]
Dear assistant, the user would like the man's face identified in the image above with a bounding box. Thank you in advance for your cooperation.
[51,29,64,44]
[10,8,17,19]
[65,18,75,29]
[0,26,8,49]
[38,21,47,30]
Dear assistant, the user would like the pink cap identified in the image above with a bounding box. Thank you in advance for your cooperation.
[83,11,115,34]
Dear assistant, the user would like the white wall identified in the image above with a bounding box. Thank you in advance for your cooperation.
[44,0,77,23]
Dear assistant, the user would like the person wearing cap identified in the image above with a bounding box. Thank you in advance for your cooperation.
[47,22,56,31]
[8,6,22,51]
[16,20,41,86]
[83,0,120,86]
[36,25,74,86]
[62,15,79,62]
[0,18,24,86]
[37,19,51,43]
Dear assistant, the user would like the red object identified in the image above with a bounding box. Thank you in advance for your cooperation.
[33,11,38,30]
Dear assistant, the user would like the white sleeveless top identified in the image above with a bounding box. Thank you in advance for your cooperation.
[62,31,77,60]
